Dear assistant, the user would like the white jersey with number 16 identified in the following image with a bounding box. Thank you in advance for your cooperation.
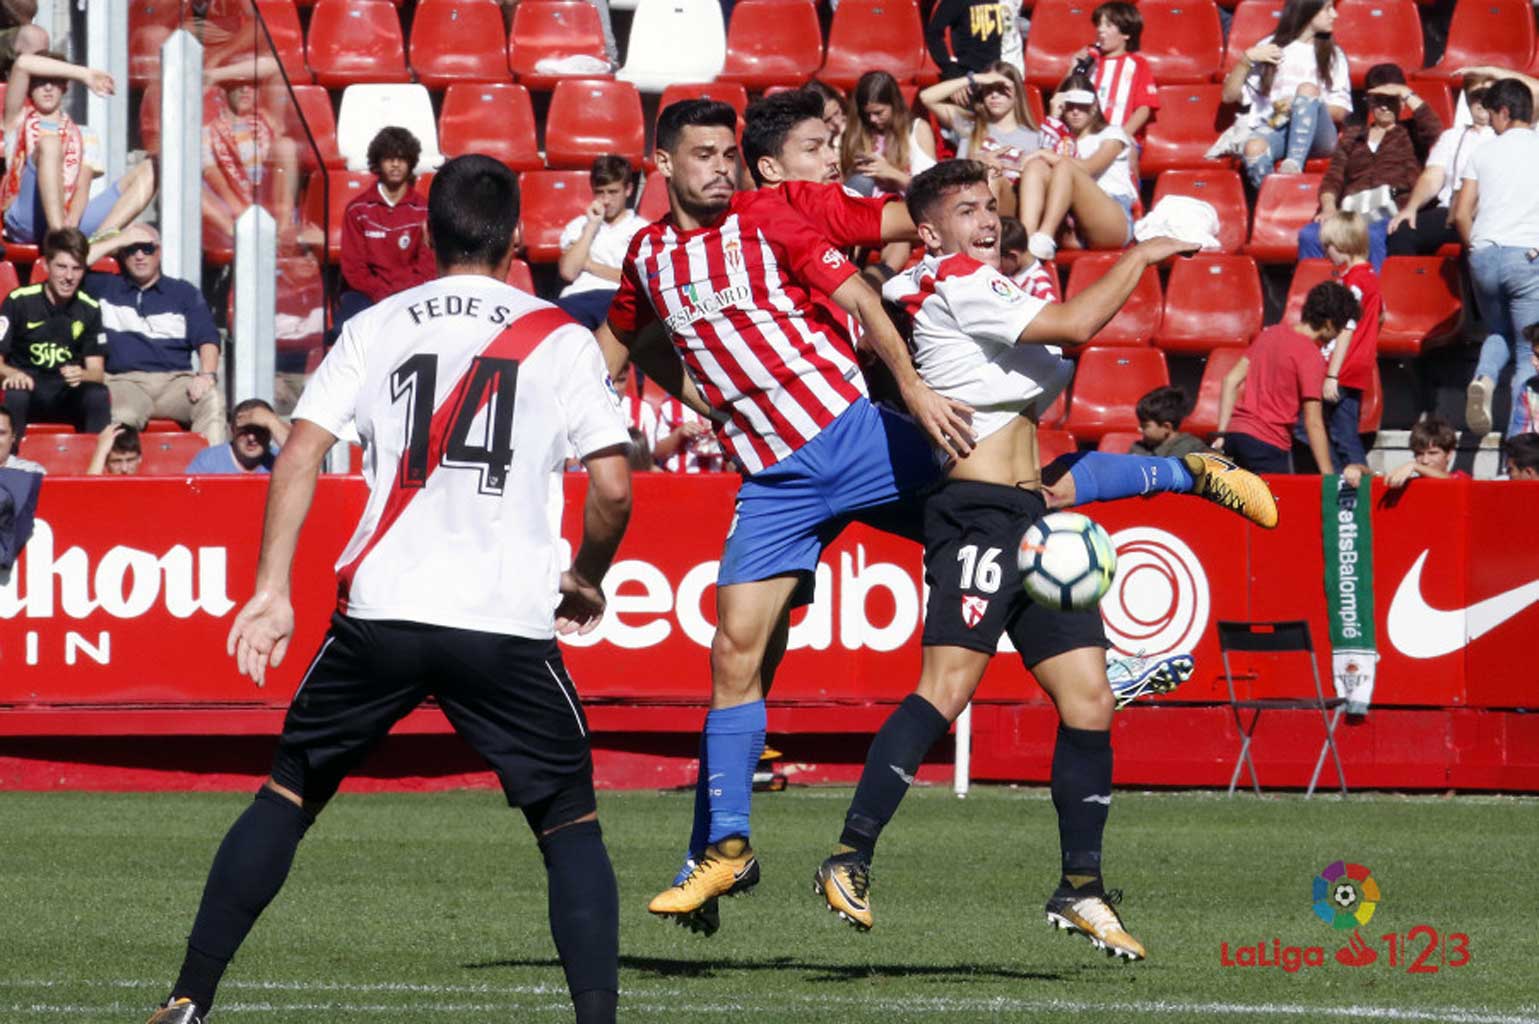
[293,275,629,638]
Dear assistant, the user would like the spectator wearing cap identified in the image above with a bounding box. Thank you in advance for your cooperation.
[86,224,225,443]
[185,398,287,474]
[1297,63,1442,272]
[1387,73,1496,257]
[555,155,645,329]
[1455,77,1539,438]
[337,127,436,327]
[85,422,141,475]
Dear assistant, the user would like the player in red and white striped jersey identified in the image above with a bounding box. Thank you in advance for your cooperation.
[150,158,628,1024]
[598,99,972,928]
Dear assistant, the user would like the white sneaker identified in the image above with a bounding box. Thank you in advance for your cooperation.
[1465,377,1493,436]
[1027,232,1058,261]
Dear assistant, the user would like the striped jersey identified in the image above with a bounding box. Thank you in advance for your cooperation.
[608,187,867,476]
[1092,53,1160,135]
[1012,258,1062,302]
[294,275,628,637]
[618,376,728,473]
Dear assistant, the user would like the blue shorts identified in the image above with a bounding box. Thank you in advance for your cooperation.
[3,159,124,243]
[718,398,940,606]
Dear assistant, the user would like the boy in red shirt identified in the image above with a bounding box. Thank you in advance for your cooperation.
[337,127,435,327]
[1216,281,1361,474]
[1319,212,1380,471]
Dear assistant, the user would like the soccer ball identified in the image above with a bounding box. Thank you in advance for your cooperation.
[1017,512,1117,612]
[1333,883,1358,909]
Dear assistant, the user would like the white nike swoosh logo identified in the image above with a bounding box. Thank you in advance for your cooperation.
[1387,550,1539,660]
[1082,794,1112,805]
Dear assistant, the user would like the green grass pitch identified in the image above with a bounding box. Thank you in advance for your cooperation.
[3,787,1536,1023]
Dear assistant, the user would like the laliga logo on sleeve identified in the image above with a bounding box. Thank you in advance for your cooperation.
[1102,528,1210,658]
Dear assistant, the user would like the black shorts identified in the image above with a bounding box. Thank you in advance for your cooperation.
[271,614,595,812]
[921,480,1108,664]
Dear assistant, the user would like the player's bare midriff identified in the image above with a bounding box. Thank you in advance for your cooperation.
[945,412,1041,491]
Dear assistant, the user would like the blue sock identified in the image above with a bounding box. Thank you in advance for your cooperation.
[704,700,766,844]
[1061,451,1194,505]
[686,731,709,863]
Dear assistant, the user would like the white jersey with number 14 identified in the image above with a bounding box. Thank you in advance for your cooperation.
[293,275,629,638]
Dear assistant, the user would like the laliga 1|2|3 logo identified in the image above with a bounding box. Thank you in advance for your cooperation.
[1219,861,1471,974]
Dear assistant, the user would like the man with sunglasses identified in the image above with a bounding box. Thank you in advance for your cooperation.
[185,398,287,474]
[86,223,226,442]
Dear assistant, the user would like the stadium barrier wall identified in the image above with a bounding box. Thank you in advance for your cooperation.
[2,475,1536,792]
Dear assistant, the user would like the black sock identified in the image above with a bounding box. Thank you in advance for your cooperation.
[839,694,951,857]
[538,820,619,1021]
[1051,724,1112,895]
[172,787,314,1011]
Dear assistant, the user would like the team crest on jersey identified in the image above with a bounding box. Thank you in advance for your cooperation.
[723,239,743,272]
[961,595,990,628]
[398,233,411,250]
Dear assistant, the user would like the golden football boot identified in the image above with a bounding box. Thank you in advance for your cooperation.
[814,851,873,931]
[648,836,760,925]
[146,998,203,1024]
[1183,452,1279,529]
[1044,888,1147,961]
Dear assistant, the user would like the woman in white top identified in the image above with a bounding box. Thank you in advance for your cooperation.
[840,70,937,195]
[1016,75,1137,259]
[1221,0,1351,188]
[1387,72,1496,256]
[920,61,1042,216]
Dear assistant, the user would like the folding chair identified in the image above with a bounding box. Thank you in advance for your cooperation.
[1218,620,1348,798]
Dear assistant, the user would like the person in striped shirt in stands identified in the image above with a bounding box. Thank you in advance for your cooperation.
[1073,2,1160,144]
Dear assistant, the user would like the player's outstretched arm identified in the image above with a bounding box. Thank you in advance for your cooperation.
[1020,237,1199,348]
[227,419,335,686]
[597,319,716,419]
[831,273,977,457]
[559,444,632,635]
[880,202,919,245]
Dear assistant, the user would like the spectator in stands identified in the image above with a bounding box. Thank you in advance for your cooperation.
[1387,73,1495,257]
[85,422,141,475]
[0,405,40,473]
[1512,323,1539,436]
[1383,416,1461,487]
[1505,433,1539,478]
[920,62,1041,215]
[0,227,109,442]
[0,405,42,571]
[1073,2,1160,144]
[1,53,156,245]
[1297,65,1442,271]
[556,155,645,329]
[336,127,435,328]
[805,80,848,151]
[925,0,1023,81]
[1222,0,1350,188]
[1312,212,1380,471]
[998,216,1062,298]
[1016,75,1137,260]
[201,78,299,252]
[841,71,937,195]
[0,4,48,78]
[1455,78,1539,438]
[1215,280,1360,474]
[84,224,227,444]
[185,398,287,474]
[1132,386,1208,457]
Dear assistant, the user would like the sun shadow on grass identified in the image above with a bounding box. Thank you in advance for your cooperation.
[464,955,1069,984]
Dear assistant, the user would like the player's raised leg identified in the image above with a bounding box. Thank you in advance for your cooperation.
[1040,450,1279,528]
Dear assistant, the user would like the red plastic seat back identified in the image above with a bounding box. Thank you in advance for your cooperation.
[1282,258,1334,326]
[506,258,536,293]
[409,0,513,88]
[1139,0,1223,84]
[1141,85,1234,176]
[520,170,596,262]
[306,0,410,87]
[255,0,313,84]
[302,169,376,259]
[509,1,613,90]
[440,83,542,171]
[1024,0,1095,89]
[1037,428,1079,464]
[1378,256,1465,356]
[140,434,217,476]
[1066,348,1171,439]
[1183,346,1245,437]
[1151,169,1248,252]
[1246,173,1322,262]
[1065,254,1162,346]
[1332,0,1424,87]
[1222,0,1284,76]
[819,0,926,90]
[1156,254,1263,353]
[1429,0,1536,76]
[545,79,646,170]
[719,0,824,91]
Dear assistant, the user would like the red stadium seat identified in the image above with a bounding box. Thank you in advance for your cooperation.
[1024,0,1095,89]
[1416,81,1454,130]
[1424,0,1536,80]
[1140,85,1235,176]
[409,0,513,88]
[4,241,39,265]
[0,260,18,296]
[1222,0,1283,76]
[1066,348,1170,440]
[1378,256,1465,356]
[301,169,375,259]
[1039,386,1068,428]
[819,0,927,90]
[268,84,344,170]
[1332,0,1424,87]
[1037,428,1079,463]
[306,0,410,88]
[659,82,750,121]
[1360,362,1383,433]
[1151,169,1248,252]
[22,433,97,474]
[1246,173,1321,262]
[506,257,536,293]
[520,170,595,262]
[1182,346,1244,437]
[1138,0,1223,85]
[545,79,646,169]
[636,172,669,221]
[129,3,181,87]
[439,83,542,171]
[1282,258,1333,325]
[140,434,216,476]
[1064,254,1162,346]
[1097,431,1140,453]
[719,0,824,91]
[1155,254,1263,353]
[509,1,613,91]
[254,0,313,84]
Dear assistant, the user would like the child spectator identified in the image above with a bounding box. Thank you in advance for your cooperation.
[998,216,1061,299]
[1018,74,1137,260]
[1504,432,1539,479]
[1514,324,1539,436]
[1316,212,1380,472]
[1384,416,1461,487]
[1217,280,1361,474]
[804,79,847,152]
[842,71,937,195]
[1076,2,1159,143]
[556,155,645,329]
[86,423,141,475]
[920,63,1042,215]
[185,398,287,474]
[337,127,435,326]
[1132,386,1209,457]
